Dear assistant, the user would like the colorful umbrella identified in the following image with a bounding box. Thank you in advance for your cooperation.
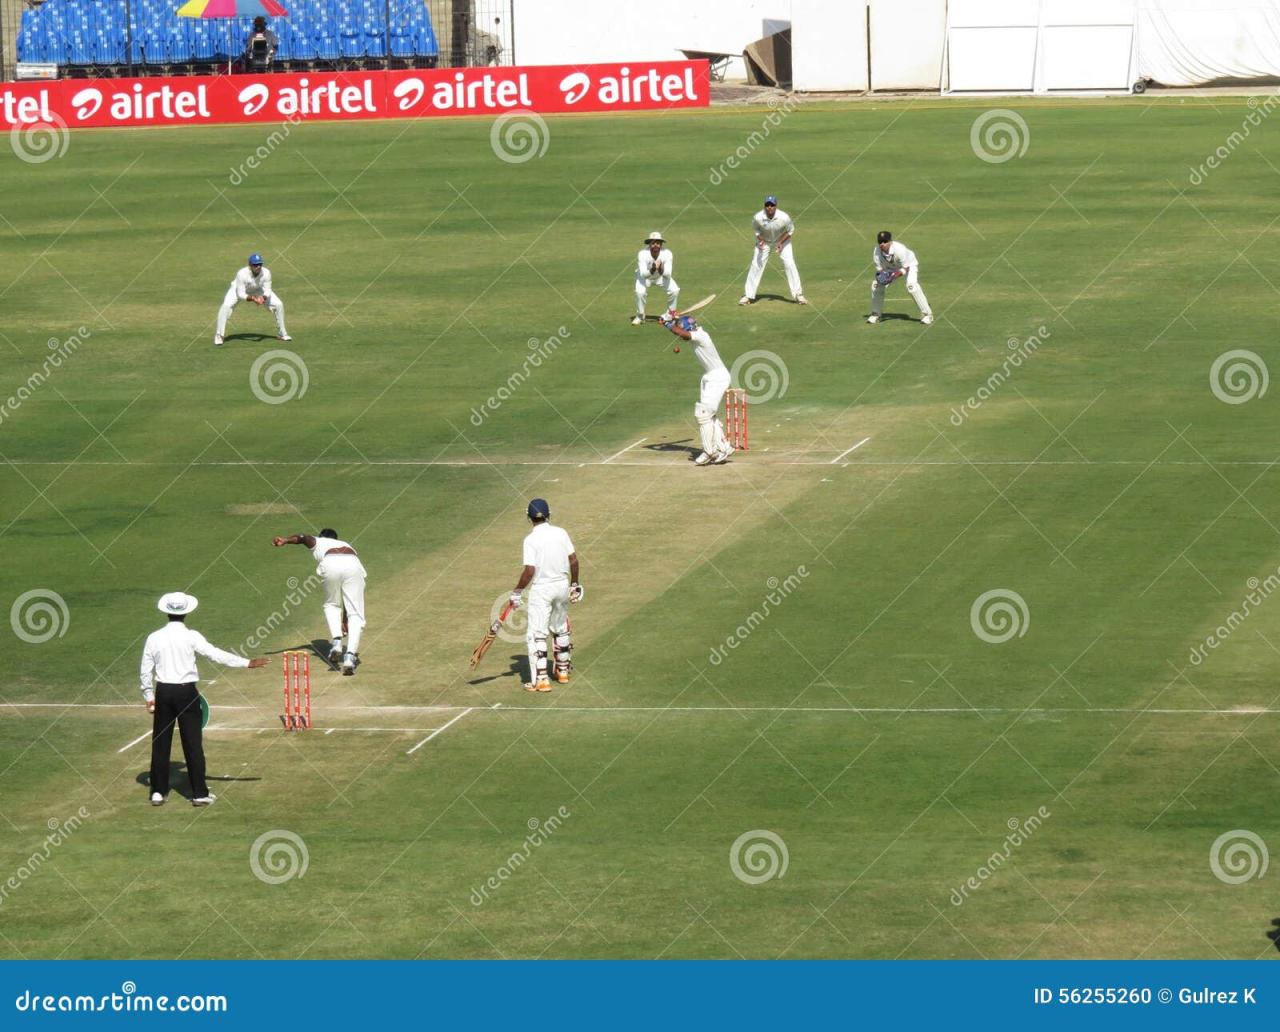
[176,0,288,18]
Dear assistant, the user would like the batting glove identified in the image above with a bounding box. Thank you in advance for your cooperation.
[508,591,523,610]
[569,582,584,603]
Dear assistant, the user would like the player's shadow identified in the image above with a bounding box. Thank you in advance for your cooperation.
[221,332,277,344]
[467,654,523,686]
[135,767,262,800]
[753,292,794,303]
[1266,918,1280,952]
[645,439,701,460]
[872,312,916,322]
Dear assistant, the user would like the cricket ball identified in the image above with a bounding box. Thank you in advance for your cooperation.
[673,346,680,353]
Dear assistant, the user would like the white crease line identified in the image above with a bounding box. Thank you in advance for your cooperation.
[6,702,255,710]
[116,731,151,753]
[12,457,1269,468]
[603,437,648,464]
[831,436,871,464]
[407,707,474,755]
[209,726,443,733]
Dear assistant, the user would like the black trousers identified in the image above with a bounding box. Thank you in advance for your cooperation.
[149,682,207,798]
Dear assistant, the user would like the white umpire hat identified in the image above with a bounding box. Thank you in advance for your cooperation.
[157,592,199,615]
[644,230,665,244]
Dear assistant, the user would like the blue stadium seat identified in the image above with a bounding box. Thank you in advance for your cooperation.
[18,0,439,70]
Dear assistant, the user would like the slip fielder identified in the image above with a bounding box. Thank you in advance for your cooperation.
[271,528,366,675]
[633,230,679,325]
[739,195,807,306]
[868,230,933,324]
[508,499,583,692]
[661,313,733,466]
[214,252,292,346]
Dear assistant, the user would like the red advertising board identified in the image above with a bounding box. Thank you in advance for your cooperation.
[0,61,709,131]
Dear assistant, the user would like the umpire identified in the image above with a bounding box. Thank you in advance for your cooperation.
[140,592,269,807]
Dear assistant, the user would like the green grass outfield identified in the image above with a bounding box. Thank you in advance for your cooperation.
[2,95,1280,959]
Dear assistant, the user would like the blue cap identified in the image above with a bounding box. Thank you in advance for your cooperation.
[764,195,778,206]
[248,252,263,266]
[527,498,550,520]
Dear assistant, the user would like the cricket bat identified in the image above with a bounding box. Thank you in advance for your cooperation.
[674,293,716,317]
[469,601,514,670]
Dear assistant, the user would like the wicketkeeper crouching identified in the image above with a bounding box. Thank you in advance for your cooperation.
[868,230,933,325]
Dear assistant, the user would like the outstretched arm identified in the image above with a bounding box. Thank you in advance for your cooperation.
[272,533,317,548]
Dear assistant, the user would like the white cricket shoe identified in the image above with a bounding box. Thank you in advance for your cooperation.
[795,294,809,305]
[328,641,343,663]
[213,334,224,346]
[738,295,754,306]
[192,794,217,807]
[630,315,644,326]
[866,315,880,324]
[342,652,357,676]
[712,446,734,465]
[921,314,934,325]
[150,792,165,806]
[277,334,293,342]
[694,451,713,466]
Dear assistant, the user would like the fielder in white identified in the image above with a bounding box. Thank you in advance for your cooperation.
[661,314,733,466]
[633,230,679,325]
[739,195,807,306]
[272,528,367,675]
[214,252,292,346]
[509,498,583,692]
[868,230,933,324]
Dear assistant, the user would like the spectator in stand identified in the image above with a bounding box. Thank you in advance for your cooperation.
[244,16,278,72]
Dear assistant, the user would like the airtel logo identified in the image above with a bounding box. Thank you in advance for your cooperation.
[71,88,102,120]
[238,84,270,116]
[392,79,425,110]
[559,72,591,105]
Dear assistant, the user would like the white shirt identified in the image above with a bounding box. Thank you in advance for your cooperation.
[636,248,674,282]
[140,621,249,699]
[522,522,575,584]
[689,327,727,376]
[873,241,918,271]
[230,265,274,300]
[311,536,366,576]
[753,208,795,245]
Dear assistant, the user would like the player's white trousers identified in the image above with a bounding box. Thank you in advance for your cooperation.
[744,241,803,300]
[635,275,679,317]
[217,288,288,337]
[320,554,366,652]
[698,368,731,455]
[870,265,931,318]
[526,580,570,682]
